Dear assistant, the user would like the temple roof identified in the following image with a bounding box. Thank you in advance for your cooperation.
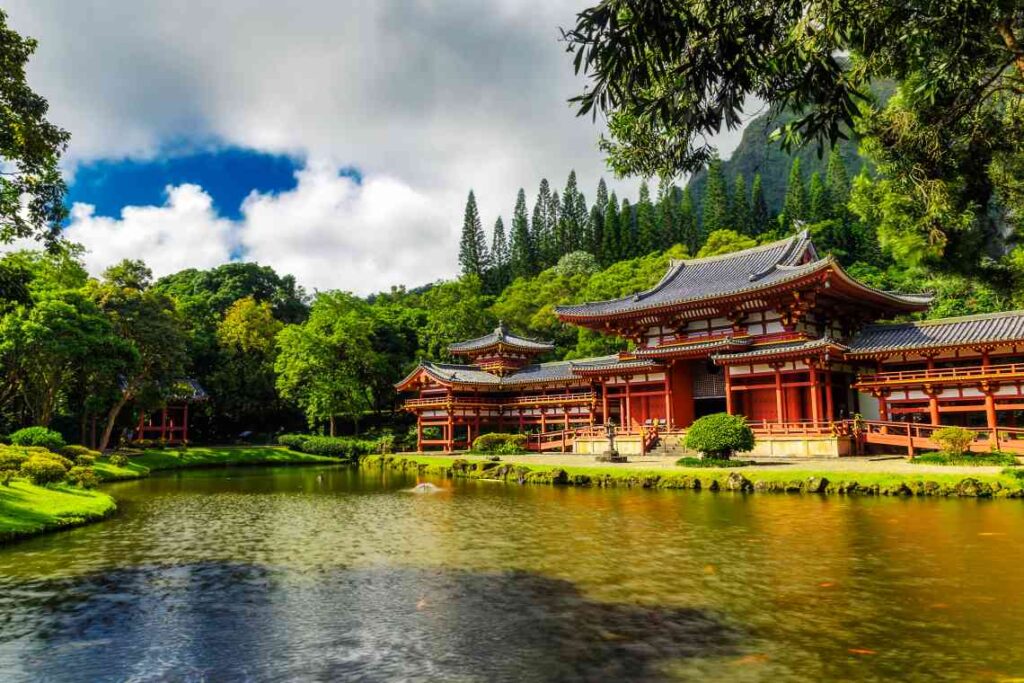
[635,336,753,358]
[846,311,1024,356]
[448,322,554,355]
[712,337,848,363]
[554,231,931,321]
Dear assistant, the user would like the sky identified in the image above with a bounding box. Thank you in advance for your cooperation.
[6,1,746,294]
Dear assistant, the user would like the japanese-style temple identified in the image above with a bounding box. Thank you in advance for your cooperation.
[397,232,1024,455]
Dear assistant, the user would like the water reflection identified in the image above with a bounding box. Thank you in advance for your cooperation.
[0,563,738,682]
[0,466,1022,681]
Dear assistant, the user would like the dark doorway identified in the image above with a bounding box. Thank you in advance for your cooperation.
[694,397,726,419]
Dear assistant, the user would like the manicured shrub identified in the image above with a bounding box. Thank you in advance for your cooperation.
[0,449,29,471]
[129,439,162,449]
[68,465,99,489]
[20,456,69,485]
[472,433,528,454]
[278,433,311,450]
[1002,467,1024,481]
[932,426,975,456]
[9,426,66,452]
[675,456,755,468]
[60,445,100,459]
[913,451,1018,467]
[75,454,97,467]
[683,413,755,459]
[1,469,14,486]
[299,436,379,460]
[108,453,130,467]
[376,434,396,454]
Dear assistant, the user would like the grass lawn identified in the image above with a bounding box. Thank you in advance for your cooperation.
[376,454,1024,493]
[0,480,116,543]
[131,445,341,471]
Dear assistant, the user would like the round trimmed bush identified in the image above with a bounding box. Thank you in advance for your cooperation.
[20,456,69,485]
[472,433,528,454]
[68,465,99,489]
[75,454,97,467]
[108,453,130,467]
[10,427,66,452]
[932,426,975,456]
[683,413,755,460]
[0,449,29,472]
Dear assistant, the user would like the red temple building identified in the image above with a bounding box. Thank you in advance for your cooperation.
[397,232,1024,456]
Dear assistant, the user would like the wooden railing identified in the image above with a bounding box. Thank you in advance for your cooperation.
[503,391,596,408]
[403,391,595,412]
[749,419,835,436]
[856,361,1024,387]
[402,396,501,409]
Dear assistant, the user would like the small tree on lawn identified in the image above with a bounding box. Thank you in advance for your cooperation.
[684,413,755,460]
[931,426,974,457]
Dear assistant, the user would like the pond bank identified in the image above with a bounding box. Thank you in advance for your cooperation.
[1,446,343,543]
[363,453,1024,498]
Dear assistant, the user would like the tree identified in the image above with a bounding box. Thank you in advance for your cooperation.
[530,179,552,267]
[656,177,678,248]
[696,230,758,258]
[781,158,807,229]
[458,191,490,278]
[208,297,284,429]
[601,191,621,265]
[592,178,609,255]
[557,170,589,256]
[635,180,658,255]
[678,187,700,253]
[417,276,496,361]
[545,190,561,265]
[489,216,509,292]
[509,189,534,280]
[730,174,753,236]
[618,198,634,258]
[807,172,830,224]
[683,413,755,460]
[89,267,188,451]
[825,147,851,220]
[701,158,730,238]
[0,10,71,246]
[751,173,770,235]
[276,292,375,435]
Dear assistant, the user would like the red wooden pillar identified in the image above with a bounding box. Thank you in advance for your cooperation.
[773,365,784,424]
[160,407,168,441]
[663,362,672,428]
[724,369,733,415]
[808,362,820,425]
[928,391,940,426]
[182,403,189,444]
[416,418,423,452]
[518,408,524,432]
[624,376,632,430]
[601,381,609,425]
[878,392,890,422]
[446,409,454,453]
[824,367,834,423]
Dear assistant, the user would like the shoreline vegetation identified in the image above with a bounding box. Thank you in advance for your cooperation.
[1,446,344,544]
[361,453,1024,499]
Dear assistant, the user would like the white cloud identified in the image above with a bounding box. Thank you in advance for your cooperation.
[64,184,235,279]
[61,163,456,294]
[4,1,752,286]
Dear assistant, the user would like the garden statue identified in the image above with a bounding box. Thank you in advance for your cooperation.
[596,421,627,463]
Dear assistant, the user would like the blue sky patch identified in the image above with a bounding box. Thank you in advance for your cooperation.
[66,147,304,220]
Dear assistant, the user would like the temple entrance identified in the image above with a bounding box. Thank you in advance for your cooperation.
[694,397,726,419]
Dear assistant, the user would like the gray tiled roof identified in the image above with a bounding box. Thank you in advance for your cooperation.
[569,356,662,373]
[635,336,753,357]
[421,363,502,385]
[847,311,1024,356]
[412,355,625,388]
[712,337,848,362]
[448,322,554,354]
[554,231,929,319]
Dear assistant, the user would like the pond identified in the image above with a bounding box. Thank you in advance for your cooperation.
[0,465,1022,682]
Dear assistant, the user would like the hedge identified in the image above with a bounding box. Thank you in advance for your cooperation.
[20,455,69,485]
[277,433,387,461]
[9,427,66,452]
[683,413,755,459]
[471,433,528,454]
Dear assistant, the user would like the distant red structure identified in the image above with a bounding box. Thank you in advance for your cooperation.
[135,379,207,445]
[397,232,1024,454]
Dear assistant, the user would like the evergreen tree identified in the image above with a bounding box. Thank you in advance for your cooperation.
[701,157,730,240]
[601,191,621,264]
[656,176,678,248]
[545,190,560,266]
[575,190,590,252]
[557,170,589,256]
[678,187,699,253]
[635,180,658,255]
[619,197,635,257]
[825,146,851,219]
[807,171,830,223]
[591,178,609,256]
[730,174,753,236]
[781,158,808,229]
[458,190,490,278]
[489,216,509,291]
[531,179,552,266]
[751,173,769,235]
[509,188,534,279]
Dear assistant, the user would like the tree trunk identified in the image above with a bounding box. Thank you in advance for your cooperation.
[99,396,128,452]
[997,19,1024,78]
[329,415,336,437]
[79,411,88,449]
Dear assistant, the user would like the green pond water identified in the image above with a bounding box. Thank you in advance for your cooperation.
[0,465,1022,682]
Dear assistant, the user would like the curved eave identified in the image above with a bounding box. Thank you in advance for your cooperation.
[635,336,753,359]
[571,361,663,377]
[846,338,1023,360]
[556,258,929,327]
[712,340,849,365]
[448,340,555,356]
[394,364,450,392]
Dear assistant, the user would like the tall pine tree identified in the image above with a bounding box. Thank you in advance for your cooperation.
[545,190,560,266]
[509,188,533,279]
[825,146,851,219]
[781,158,808,230]
[619,198,635,257]
[656,176,678,249]
[751,173,769,235]
[678,187,699,253]
[531,179,552,267]
[807,172,830,224]
[458,190,490,278]
[635,180,658,255]
[601,191,621,265]
[489,216,509,291]
[701,157,730,241]
[591,178,609,256]
[731,174,753,236]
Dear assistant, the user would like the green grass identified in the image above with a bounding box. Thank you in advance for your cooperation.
[368,453,1024,496]
[132,445,342,471]
[0,480,116,542]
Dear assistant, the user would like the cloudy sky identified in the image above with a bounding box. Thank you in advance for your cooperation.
[6,1,743,294]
